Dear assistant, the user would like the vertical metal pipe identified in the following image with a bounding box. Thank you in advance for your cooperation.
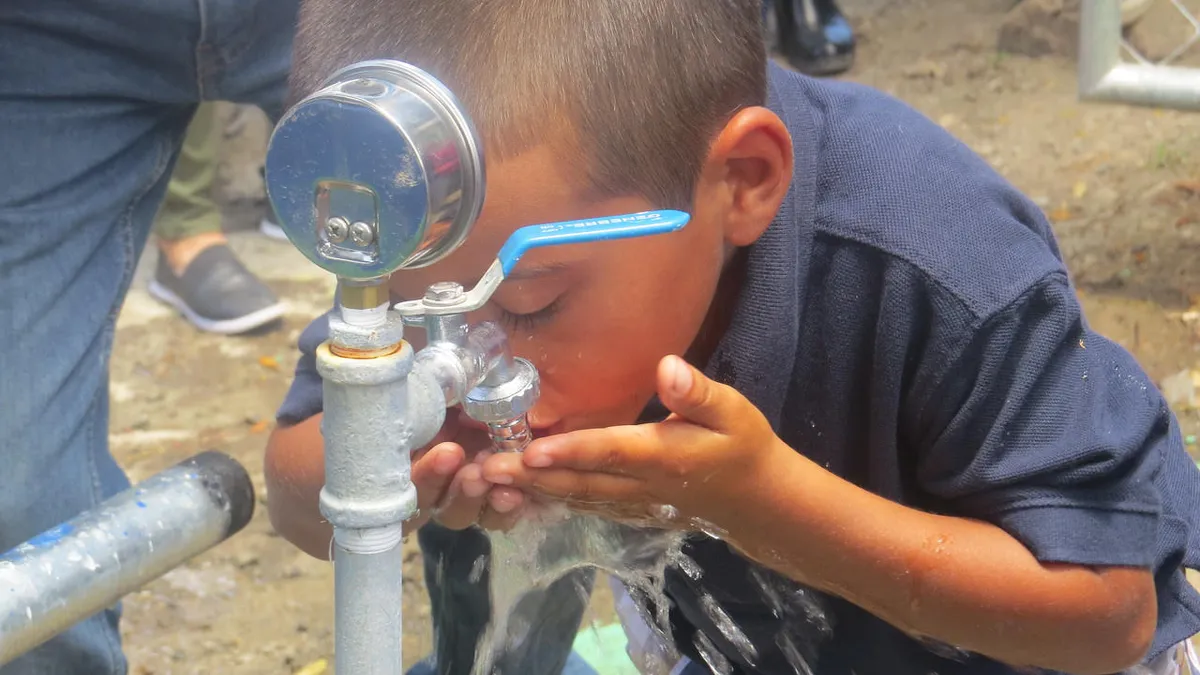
[319,309,447,674]
[332,542,406,674]
[0,451,255,665]
[1079,0,1122,98]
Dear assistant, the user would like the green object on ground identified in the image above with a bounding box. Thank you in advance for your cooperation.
[573,622,640,675]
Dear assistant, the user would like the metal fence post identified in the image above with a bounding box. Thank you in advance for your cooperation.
[1079,0,1200,110]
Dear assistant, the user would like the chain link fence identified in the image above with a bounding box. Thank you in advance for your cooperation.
[1079,0,1200,110]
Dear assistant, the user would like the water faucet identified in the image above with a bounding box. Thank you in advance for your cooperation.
[403,286,540,453]
[262,58,689,674]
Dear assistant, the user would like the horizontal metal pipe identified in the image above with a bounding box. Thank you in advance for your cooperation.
[0,451,255,665]
[1081,62,1200,110]
[1078,0,1200,111]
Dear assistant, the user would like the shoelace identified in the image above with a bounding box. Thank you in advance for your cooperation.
[1185,638,1199,674]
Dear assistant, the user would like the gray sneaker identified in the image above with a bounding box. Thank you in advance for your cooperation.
[148,245,286,334]
[259,214,289,242]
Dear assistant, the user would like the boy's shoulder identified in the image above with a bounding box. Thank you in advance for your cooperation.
[768,65,1068,321]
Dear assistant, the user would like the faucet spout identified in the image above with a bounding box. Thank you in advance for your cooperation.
[460,324,540,452]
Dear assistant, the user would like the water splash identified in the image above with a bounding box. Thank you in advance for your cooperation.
[698,593,758,665]
[470,504,685,675]
[469,554,488,584]
[458,502,847,675]
[694,631,734,675]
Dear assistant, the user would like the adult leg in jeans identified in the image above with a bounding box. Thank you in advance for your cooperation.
[0,1,295,672]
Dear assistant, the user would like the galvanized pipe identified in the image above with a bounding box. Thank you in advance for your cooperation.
[1079,0,1200,110]
[319,307,455,674]
[332,541,407,675]
[0,451,255,665]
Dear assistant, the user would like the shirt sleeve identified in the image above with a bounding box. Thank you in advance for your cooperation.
[275,310,333,426]
[909,272,1169,567]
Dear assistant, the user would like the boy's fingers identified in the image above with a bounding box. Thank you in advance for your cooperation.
[476,488,527,531]
[496,465,645,504]
[656,355,745,432]
[407,443,465,531]
[478,505,523,532]
[432,463,489,530]
[515,427,655,474]
[487,486,526,512]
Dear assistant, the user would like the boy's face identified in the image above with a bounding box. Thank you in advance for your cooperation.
[391,144,729,435]
[391,108,792,437]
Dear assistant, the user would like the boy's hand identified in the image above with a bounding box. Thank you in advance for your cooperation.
[410,413,529,532]
[481,356,790,528]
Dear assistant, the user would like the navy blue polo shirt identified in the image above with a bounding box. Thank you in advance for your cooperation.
[277,64,1200,674]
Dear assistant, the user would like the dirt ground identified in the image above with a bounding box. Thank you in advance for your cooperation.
[107,1,1200,673]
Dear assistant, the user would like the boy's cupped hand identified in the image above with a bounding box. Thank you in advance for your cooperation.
[406,410,526,533]
[479,355,792,530]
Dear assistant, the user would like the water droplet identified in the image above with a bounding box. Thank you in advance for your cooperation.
[671,550,704,581]
[916,637,972,663]
[689,518,728,541]
[469,554,488,583]
[649,504,679,521]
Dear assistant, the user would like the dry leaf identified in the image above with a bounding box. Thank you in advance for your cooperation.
[259,356,279,370]
[1047,204,1073,223]
[294,660,329,675]
[249,420,270,434]
[1072,181,1088,199]
[1174,180,1200,195]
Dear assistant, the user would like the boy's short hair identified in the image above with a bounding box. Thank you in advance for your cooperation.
[290,0,767,209]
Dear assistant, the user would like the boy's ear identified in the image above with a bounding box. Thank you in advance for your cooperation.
[698,107,793,248]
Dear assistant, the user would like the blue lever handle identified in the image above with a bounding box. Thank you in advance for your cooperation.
[496,210,690,275]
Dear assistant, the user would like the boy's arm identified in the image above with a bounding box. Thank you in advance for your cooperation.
[265,415,331,559]
[725,449,1156,675]
[265,312,334,558]
[725,272,1163,674]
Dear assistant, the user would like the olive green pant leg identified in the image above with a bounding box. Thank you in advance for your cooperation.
[153,103,223,241]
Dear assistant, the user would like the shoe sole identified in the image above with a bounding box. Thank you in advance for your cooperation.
[148,279,287,335]
[775,50,855,77]
[259,218,290,242]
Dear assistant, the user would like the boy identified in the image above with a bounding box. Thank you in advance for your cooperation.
[265,1,1200,674]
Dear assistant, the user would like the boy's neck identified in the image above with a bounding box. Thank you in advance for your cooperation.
[684,246,749,370]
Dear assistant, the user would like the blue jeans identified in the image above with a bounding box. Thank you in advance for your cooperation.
[0,2,586,673]
[0,2,295,672]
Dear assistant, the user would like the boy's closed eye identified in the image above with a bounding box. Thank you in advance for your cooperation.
[495,296,564,332]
